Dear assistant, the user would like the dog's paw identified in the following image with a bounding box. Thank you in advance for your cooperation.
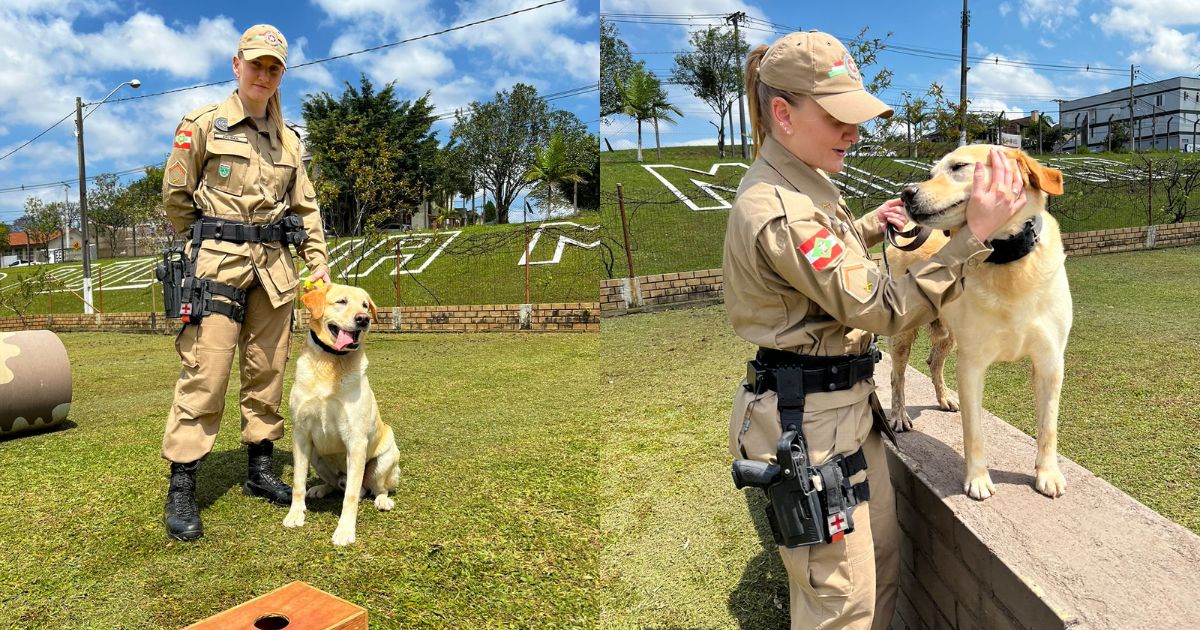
[374,494,395,511]
[306,484,334,499]
[964,471,996,500]
[332,525,356,546]
[1035,467,1067,498]
[937,392,960,412]
[283,509,306,528]
[890,411,913,433]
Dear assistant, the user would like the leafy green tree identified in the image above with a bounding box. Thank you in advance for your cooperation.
[672,26,747,158]
[0,223,9,249]
[617,66,680,162]
[302,75,439,235]
[1106,120,1131,153]
[20,197,63,261]
[601,18,645,121]
[899,92,931,157]
[556,135,599,211]
[452,84,584,223]
[87,173,126,257]
[525,130,588,217]
[116,166,164,256]
[483,200,497,224]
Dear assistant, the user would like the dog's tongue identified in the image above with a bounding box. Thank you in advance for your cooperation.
[333,329,355,350]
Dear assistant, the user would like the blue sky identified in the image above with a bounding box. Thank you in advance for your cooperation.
[0,0,600,225]
[601,0,1200,151]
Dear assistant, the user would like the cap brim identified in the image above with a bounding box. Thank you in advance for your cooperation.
[242,48,286,67]
[811,90,893,125]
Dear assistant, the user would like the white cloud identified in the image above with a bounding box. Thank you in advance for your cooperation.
[81,13,240,79]
[288,37,336,90]
[1090,1,1200,73]
[999,2,1013,17]
[363,46,456,93]
[447,0,597,81]
[1017,0,1079,30]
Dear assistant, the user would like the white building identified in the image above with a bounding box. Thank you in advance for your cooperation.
[1058,76,1200,152]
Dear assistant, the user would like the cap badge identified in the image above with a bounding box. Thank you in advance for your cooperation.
[828,59,847,78]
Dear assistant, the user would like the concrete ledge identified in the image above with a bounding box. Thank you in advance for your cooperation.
[874,354,1200,629]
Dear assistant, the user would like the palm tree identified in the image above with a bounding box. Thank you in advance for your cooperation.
[525,131,587,216]
[616,66,680,162]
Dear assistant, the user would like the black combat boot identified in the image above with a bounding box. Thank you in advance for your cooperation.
[164,461,203,541]
[244,439,292,507]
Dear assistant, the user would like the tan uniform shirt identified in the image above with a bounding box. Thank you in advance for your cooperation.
[163,91,327,308]
[723,136,990,377]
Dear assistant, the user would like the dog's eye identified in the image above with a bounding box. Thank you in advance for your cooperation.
[950,163,970,172]
[362,302,368,308]
[336,298,348,305]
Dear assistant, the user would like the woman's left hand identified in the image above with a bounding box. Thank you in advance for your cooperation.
[307,265,330,289]
[874,198,908,230]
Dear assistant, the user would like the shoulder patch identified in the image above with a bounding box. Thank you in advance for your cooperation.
[167,160,187,187]
[798,228,844,271]
[840,262,879,303]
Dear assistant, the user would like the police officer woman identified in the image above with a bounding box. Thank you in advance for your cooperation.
[724,31,1025,628]
[160,24,330,541]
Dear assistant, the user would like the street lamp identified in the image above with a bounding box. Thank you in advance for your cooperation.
[75,79,140,314]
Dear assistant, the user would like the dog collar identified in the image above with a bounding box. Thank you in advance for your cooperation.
[309,330,351,356]
[984,214,1043,265]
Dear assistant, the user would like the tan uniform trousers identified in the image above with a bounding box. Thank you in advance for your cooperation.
[730,382,898,630]
[162,251,294,464]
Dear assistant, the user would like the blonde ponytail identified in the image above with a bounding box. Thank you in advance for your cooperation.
[746,45,769,158]
[269,92,297,157]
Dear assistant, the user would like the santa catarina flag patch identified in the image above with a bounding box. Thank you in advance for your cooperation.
[798,228,844,271]
[173,130,192,150]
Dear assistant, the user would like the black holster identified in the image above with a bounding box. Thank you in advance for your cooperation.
[731,347,879,547]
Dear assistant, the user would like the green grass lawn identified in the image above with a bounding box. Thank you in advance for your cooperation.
[0,216,611,315]
[0,331,599,628]
[599,144,1200,278]
[599,245,1200,629]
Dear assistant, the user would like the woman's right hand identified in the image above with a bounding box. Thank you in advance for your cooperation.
[966,147,1026,242]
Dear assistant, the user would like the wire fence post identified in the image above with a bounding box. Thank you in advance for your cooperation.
[616,183,636,279]
[96,266,103,313]
[523,224,531,304]
[1147,159,1154,226]
[394,240,402,307]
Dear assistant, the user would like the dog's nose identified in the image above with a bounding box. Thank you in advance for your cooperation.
[354,314,370,328]
[900,186,918,207]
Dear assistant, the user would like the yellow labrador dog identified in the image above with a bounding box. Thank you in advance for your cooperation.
[284,281,400,545]
[887,145,1071,501]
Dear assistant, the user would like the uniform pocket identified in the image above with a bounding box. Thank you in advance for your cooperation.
[204,140,252,196]
[730,385,781,462]
[263,243,299,295]
[273,151,298,202]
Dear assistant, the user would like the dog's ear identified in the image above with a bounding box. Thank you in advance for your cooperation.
[1014,151,1064,196]
[367,296,379,322]
[301,284,327,320]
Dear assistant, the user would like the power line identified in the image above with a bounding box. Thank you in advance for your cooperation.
[0,110,75,165]
[0,0,572,166]
[106,0,570,105]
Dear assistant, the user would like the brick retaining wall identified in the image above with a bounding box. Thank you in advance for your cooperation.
[0,302,599,334]
[602,220,1200,315]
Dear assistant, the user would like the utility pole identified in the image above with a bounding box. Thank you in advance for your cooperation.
[727,11,749,158]
[74,96,94,313]
[1129,65,1137,152]
[958,0,970,146]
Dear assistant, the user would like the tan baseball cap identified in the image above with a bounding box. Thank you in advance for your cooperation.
[758,30,892,125]
[239,24,289,67]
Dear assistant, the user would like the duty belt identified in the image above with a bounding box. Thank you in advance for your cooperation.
[194,215,308,246]
[745,346,881,396]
